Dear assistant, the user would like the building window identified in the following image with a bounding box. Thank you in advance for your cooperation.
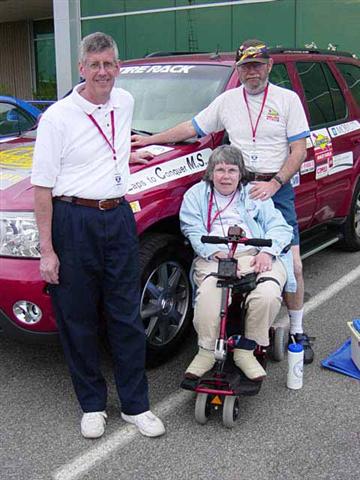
[33,19,56,100]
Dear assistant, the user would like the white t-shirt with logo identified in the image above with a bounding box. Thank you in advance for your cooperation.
[193,83,310,173]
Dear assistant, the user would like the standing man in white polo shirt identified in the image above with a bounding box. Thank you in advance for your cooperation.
[132,39,314,363]
[31,32,165,439]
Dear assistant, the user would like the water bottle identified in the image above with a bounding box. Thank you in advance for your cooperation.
[287,342,304,390]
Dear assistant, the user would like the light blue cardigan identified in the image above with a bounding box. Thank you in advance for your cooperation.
[180,181,297,293]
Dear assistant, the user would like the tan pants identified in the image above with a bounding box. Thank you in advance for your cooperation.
[192,249,287,350]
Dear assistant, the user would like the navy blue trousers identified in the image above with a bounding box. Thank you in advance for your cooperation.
[50,199,149,415]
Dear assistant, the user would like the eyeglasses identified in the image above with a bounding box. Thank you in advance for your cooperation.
[85,61,118,72]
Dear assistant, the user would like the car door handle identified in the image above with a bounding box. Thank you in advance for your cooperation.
[352,137,360,145]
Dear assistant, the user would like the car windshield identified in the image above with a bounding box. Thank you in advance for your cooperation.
[116,64,231,134]
[0,102,37,138]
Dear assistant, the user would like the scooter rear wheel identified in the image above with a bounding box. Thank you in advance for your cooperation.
[222,395,240,428]
[195,393,211,424]
[272,326,287,362]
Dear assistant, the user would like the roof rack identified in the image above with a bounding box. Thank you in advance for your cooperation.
[144,48,357,59]
[268,47,354,58]
[144,51,207,58]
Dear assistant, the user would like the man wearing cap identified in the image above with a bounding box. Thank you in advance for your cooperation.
[131,39,314,363]
[31,32,165,439]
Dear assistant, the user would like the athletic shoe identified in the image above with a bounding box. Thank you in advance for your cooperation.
[81,411,107,439]
[121,410,165,437]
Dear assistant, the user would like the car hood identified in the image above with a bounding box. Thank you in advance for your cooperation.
[0,133,37,211]
[0,132,196,211]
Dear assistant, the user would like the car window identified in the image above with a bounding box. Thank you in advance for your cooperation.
[269,63,292,90]
[336,63,360,107]
[296,61,347,128]
[0,103,36,137]
[116,64,231,133]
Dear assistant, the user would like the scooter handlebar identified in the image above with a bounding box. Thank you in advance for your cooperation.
[200,235,228,244]
[245,238,272,247]
[201,235,272,247]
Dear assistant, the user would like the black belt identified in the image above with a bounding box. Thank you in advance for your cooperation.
[247,172,277,182]
[54,196,124,211]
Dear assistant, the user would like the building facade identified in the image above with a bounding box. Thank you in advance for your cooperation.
[0,0,359,100]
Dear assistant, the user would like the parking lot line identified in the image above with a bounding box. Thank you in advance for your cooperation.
[52,389,192,480]
[52,263,360,480]
[303,263,360,316]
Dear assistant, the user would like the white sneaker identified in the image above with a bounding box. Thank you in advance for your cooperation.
[81,411,107,439]
[121,410,165,437]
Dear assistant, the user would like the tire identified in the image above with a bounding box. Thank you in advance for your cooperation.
[222,395,240,428]
[195,393,211,424]
[339,180,360,251]
[272,326,287,362]
[139,233,193,363]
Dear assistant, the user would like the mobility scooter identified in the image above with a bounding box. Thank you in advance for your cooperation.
[181,226,287,428]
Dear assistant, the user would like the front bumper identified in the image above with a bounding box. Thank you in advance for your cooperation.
[0,256,58,342]
[0,307,59,343]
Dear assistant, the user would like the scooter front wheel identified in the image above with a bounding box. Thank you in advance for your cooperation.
[222,395,240,428]
[195,393,211,424]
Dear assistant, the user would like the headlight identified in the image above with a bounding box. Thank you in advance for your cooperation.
[0,212,40,258]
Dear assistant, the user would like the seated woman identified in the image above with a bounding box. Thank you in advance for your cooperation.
[180,145,295,381]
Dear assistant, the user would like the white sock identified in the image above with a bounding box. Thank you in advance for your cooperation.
[288,309,304,335]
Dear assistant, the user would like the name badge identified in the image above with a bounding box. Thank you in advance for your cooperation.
[249,149,258,165]
[114,173,122,185]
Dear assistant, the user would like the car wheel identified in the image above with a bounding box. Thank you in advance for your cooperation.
[139,233,193,363]
[339,180,360,251]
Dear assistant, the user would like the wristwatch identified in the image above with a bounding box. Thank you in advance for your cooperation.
[273,174,284,186]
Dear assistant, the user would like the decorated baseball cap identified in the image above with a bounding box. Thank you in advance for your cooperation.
[235,39,270,66]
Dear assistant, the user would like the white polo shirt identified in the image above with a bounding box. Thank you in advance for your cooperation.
[31,84,134,199]
[193,83,310,173]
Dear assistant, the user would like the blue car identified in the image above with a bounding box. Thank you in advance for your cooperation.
[0,95,42,138]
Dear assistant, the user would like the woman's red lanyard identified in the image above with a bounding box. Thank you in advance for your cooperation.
[207,189,237,233]
[243,84,269,144]
[87,110,117,161]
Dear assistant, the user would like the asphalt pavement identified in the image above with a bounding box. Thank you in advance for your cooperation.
[1,247,359,480]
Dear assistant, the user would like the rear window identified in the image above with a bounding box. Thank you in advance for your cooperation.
[296,61,347,128]
[117,64,231,134]
[336,63,360,107]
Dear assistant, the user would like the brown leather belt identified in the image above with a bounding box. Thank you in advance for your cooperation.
[54,195,124,211]
[248,172,277,182]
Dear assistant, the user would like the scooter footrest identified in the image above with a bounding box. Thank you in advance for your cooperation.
[232,375,263,396]
[180,377,199,391]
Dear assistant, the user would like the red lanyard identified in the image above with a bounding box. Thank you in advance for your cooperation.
[87,110,116,161]
[243,84,269,143]
[207,189,237,233]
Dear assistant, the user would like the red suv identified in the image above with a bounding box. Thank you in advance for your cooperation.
[1,48,359,361]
